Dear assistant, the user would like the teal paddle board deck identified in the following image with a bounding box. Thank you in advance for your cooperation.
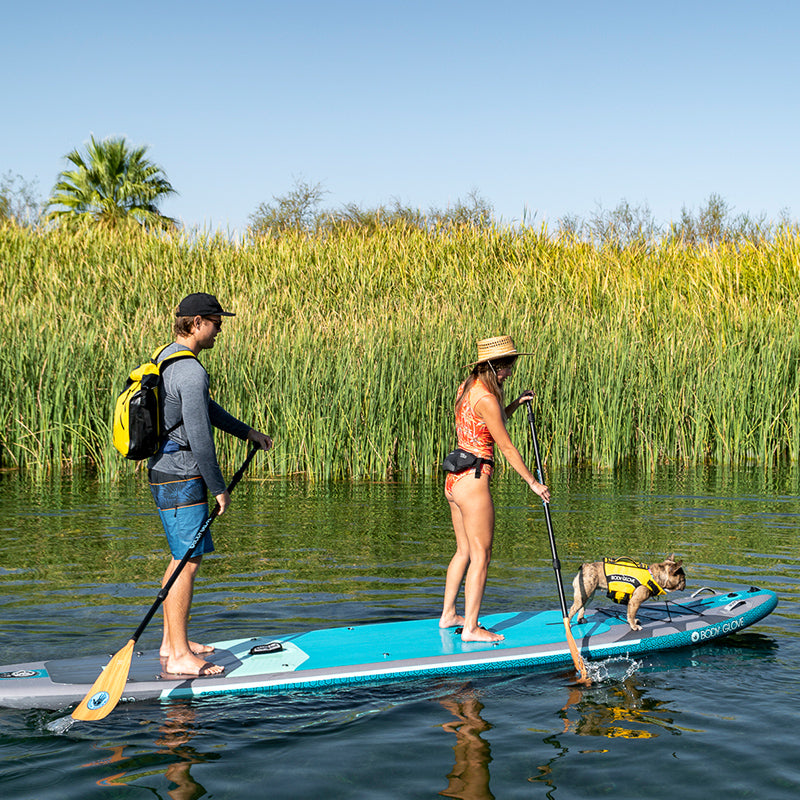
[0,586,777,711]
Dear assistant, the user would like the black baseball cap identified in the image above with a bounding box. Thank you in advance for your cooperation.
[176,293,236,317]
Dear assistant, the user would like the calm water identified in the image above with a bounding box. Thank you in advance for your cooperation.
[1,465,799,799]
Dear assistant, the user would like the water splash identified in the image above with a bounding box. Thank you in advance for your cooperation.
[46,715,75,735]
[586,656,641,683]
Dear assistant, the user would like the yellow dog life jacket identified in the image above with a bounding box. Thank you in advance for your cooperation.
[603,557,665,605]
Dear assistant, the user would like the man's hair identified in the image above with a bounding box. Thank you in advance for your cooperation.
[174,311,196,338]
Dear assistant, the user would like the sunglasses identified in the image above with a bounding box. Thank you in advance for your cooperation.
[203,317,223,331]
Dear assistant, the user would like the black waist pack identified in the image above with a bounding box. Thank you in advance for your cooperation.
[441,448,495,478]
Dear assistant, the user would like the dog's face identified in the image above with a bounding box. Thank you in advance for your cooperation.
[649,555,686,592]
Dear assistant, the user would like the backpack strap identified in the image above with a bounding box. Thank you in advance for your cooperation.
[151,345,198,439]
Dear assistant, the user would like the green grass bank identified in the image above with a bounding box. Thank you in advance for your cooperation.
[3,224,800,479]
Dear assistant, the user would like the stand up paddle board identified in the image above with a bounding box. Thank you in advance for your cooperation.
[0,586,777,711]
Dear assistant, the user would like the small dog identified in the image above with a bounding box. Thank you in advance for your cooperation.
[568,555,686,631]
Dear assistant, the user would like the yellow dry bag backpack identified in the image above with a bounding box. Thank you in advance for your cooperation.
[112,344,196,460]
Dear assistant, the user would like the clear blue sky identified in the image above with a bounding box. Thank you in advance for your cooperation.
[4,1,798,233]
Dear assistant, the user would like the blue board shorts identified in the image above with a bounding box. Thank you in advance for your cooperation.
[148,470,214,559]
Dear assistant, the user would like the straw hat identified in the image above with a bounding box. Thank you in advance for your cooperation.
[464,335,532,368]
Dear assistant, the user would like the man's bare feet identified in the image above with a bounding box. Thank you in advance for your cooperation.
[439,612,466,629]
[460,626,504,644]
[164,652,224,677]
[160,641,215,658]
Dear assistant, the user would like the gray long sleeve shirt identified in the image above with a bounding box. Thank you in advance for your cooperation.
[147,342,251,495]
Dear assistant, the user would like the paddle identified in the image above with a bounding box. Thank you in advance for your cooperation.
[525,402,590,684]
[72,445,260,721]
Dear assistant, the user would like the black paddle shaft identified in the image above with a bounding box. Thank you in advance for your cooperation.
[526,403,571,619]
[130,445,260,643]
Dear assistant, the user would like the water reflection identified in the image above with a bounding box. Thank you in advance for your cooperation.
[83,701,214,797]
[529,673,689,797]
[439,687,494,800]
[154,703,209,800]
[436,673,683,800]
[559,677,683,739]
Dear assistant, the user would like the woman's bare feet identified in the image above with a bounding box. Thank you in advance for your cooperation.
[461,625,504,643]
[439,612,466,629]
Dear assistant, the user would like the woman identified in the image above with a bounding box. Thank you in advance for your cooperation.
[440,335,550,643]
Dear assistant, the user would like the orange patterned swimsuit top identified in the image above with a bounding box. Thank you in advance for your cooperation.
[454,379,495,459]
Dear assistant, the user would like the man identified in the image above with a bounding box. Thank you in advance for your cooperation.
[148,292,272,676]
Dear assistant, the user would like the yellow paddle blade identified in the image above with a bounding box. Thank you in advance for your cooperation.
[71,639,135,721]
[562,617,591,685]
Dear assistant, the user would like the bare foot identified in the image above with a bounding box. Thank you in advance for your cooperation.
[439,612,465,629]
[165,652,224,677]
[160,641,215,658]
[461,626,504,644]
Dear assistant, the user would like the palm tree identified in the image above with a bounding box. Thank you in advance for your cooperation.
[46,136,178,230]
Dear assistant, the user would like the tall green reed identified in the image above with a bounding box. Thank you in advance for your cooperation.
[2,223,800,479]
